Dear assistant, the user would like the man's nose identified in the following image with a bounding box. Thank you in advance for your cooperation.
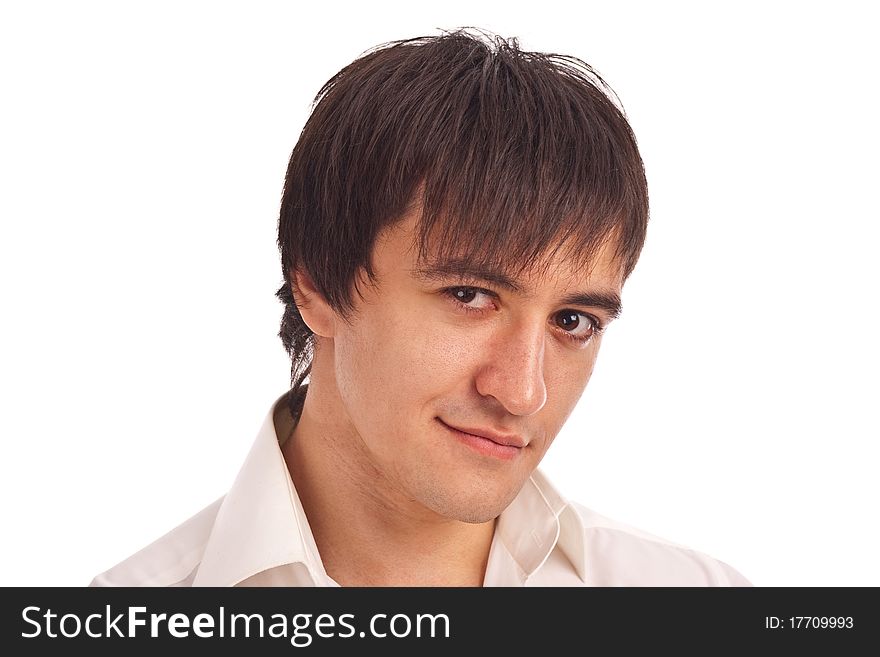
[474,320,548,417]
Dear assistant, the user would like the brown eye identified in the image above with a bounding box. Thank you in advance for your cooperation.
[453,288,478,303]
[443,287,497,313]
[554,310,598,342]
[556,311,581,330]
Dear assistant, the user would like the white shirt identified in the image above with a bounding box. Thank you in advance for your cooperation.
[90,393,751,587]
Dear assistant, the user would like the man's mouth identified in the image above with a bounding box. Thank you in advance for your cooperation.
[436,418,525,460]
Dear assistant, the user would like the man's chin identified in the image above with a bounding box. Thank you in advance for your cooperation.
[416,478,524,524]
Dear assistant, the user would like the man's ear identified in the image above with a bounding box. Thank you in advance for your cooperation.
[290,268,336,338]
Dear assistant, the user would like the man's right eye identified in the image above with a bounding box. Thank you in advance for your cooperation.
[441,287,497,314]
[449,287,478,303]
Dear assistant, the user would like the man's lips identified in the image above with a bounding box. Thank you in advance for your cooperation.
[437,418,526,460]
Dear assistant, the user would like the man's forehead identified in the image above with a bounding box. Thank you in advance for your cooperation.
[410,236,626,288]
[379,208,627,290]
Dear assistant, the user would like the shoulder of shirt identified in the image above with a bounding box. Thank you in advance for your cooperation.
[88,497,225,587]
[565,501,752,586]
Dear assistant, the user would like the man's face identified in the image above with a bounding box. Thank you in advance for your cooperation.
[325,210,626,523]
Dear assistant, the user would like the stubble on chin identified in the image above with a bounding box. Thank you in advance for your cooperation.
[406,468,527,524]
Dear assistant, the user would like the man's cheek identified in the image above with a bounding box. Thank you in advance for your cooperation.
[395,331,446,376]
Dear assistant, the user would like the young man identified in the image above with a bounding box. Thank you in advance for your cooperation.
[92,31,750,587]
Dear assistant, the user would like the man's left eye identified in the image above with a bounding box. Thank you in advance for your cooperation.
[554,310,597,340]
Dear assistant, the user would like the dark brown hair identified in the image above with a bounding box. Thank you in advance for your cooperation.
[277,29,649,399]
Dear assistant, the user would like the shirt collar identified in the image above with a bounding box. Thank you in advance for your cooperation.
[491,469,587,584]
[194,389,587,586]
[192,389,327,587]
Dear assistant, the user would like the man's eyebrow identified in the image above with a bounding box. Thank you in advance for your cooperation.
[558,290,623,320]
[412,261,526,292]
[410,261,623,320]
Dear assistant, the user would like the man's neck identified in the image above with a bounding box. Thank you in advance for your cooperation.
[277,377,496,587]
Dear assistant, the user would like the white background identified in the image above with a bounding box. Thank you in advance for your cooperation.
[2,1,877,587]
